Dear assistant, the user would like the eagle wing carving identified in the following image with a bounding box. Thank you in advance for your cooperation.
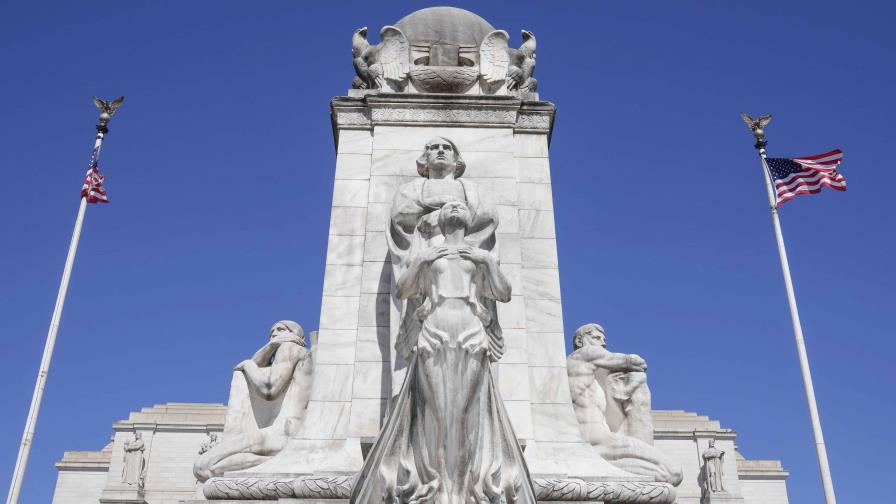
[479,30,510,85]
[374,26,409,84]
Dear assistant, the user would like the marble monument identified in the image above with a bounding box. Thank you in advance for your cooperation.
[50,7,790,504]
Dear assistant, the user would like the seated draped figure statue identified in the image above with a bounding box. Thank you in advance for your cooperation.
[567,323,683,485]
[352,201,536,504]
[193,320,313,481]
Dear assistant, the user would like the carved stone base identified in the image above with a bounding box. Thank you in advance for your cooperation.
[99,487,147,504]
[203,475,354,501]
[701,491,746,504]
[533,479,675,504]
[184,501,349,504]
[538,502,603,504]
[202,476,675,504]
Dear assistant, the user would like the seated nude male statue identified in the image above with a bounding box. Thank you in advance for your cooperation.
[567,323,683,485]
[193,320,313,481]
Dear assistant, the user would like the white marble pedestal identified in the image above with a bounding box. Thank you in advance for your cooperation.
[702,492,746,504]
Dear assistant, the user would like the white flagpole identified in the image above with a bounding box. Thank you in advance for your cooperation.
[746,115,837,504]
[6,98,122,504]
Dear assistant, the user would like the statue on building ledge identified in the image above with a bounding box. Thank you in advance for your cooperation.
[121,432,146,491]
[567,323,683,485]
[702,439,726,494]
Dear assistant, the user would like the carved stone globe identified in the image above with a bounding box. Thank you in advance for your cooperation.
[395,7,496,93]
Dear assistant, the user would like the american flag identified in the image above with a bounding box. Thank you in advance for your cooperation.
[81,149,109,204]
[765,149,846,205]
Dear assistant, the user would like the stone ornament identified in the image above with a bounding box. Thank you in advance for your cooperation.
[203,475,676,503]
[533,478,676,504]
[197,432,219,455]
[352,26,410,92]
[479,29,538,94]
[350,7,537,95]
[479,30,511,94]
[702,439,726,494]
[193,320,313,481]
[567,323,683,485]
[121,432,146,491]
[203,476,295,500]
[369,106,517,125]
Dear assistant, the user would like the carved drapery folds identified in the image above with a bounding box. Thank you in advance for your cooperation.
[350,24,537,95]
[701,440,726,495]
[121,432,146,491]
[349,141,535,504]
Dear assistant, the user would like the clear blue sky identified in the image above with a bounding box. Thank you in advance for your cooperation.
[1,1,892,502]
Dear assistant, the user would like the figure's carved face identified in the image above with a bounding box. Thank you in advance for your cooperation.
[438,200,472,233]
[268,320,305,345]
[424,138,458,174]
[417,137,465,178]
[574,323,607,349]
[270,322,293,340]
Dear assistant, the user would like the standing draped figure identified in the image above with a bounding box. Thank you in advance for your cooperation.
[386,138,501,365]
[121,432,146,489]
[352,138,535,504]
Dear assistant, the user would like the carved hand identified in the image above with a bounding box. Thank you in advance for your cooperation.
[627,354,647,371]
[457,246,491,265]
[416,246,450,265]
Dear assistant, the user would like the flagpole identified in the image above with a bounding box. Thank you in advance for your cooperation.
[746,117,837,504]
[6,99,122,504]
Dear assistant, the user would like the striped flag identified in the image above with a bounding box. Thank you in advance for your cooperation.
[81,149,109,204]
[765,149,846,205]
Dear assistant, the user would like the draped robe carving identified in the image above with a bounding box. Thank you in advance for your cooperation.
[387,176,501,363]
[352,194,534,503]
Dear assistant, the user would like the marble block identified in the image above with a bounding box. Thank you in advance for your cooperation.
[334,153,371,180]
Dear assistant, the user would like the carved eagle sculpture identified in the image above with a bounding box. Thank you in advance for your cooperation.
[351,26,409,91]
[479,30,537,94]
[92,96,124,117]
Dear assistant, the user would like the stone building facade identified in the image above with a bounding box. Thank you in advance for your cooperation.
[52,405,787,504]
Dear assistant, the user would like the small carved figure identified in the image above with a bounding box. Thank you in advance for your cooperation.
[198,432,219,455]
[121,432,146,489]
[351,26,410,91]
[479,30,538,94]
[567,323,683,485]
[507,30,537,91]
[352,202,535,504]
[702,439,726,493]
[193,321,313,481]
